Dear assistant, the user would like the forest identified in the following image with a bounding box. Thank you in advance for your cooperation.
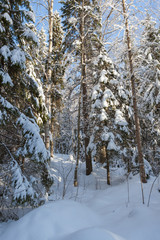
[0,0,160,237]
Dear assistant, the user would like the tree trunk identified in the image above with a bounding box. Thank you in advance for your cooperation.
[122,0,146,183]
[45,88,50,150]
[45,0,54,151]
[81,0,92,175]
[106,152,110,185]
[50,98,54,158]
[74,95,81,187]
[102,146,110,185]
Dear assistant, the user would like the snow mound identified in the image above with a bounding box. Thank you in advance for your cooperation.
[60,227,125,240]
[0,200,102,240]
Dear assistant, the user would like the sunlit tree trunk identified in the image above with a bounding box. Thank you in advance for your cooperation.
[122,0,146,183]
[45,0,54,151]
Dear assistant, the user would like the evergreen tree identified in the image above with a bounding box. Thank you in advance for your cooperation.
[88,46,134,184]
[135,15,160,175]
[0,0,53,211]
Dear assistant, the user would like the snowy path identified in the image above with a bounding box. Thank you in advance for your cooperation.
[0,154,160,240]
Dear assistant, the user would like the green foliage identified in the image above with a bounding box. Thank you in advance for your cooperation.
[89,46,134,168]
[0,0,51,211]
[135,15,160,173]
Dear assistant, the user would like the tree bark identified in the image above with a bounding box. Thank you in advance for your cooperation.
[106,151,110,185]
[102,146,110,185]
[45,0,54,151]
[50,98,54,158]
[81,0,92,175]
[122,0,146,183]
[74,95,81,187]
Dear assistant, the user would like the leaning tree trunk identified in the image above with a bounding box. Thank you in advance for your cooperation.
[45,0,54,151]
[81,0,92,175]
[122,0,146,183]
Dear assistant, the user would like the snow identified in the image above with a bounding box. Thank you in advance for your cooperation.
[68,17,77,25]
[99,69,108,83]
[102,89,114,107]
[1,154,160,240]
[2,13,13,25]
[101,131,114,142]
[0,96,15,110]
[60,227,125,240]
[2,72,13,86]
[107,138,119,151]
[118,86,128,100]
[22,28,39,44]
[0,96,49,162]
[93,99,102,108]
[0,23,5,32]
[100,108,108,121]
[102,89,119,108]
[148,53,152,61]
[0,45,11,60]
[16,113,50,162]
[24,11,35,23]
[115,110,128,126]
[11,160,35,201]
[91,84,101,100]
[11,48,26,69]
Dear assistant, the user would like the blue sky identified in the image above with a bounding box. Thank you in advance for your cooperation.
[31,0,61,31]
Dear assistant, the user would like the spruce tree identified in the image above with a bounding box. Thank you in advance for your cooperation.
[0,0,53,210]
[135,15,160,175]
[88,46,134,184]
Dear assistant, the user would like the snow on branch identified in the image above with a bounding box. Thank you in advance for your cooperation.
[24,10,36,23]
[16,114,50,162]
[11,160,36,203]
[0,142,36,204]
[0,71,13,86]
[11,48,26,69]
[22,26,39,44]
[0,96,49,162]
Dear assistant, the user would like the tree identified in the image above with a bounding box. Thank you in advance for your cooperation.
[88,46,134,184]
[135,15,160,175]
[32,1,65,159]
[50,11,65,158]
[121,0,146,184]
[44,0,54,151]
[0,0,53,212]
[36,27,48,84]
[61,0,102,175]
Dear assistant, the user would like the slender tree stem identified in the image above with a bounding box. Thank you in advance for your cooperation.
[122,0,146,184]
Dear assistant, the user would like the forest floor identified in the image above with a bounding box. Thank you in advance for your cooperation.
[0,154,160,240]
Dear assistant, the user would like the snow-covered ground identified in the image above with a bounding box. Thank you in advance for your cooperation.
[0,154,160,240]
